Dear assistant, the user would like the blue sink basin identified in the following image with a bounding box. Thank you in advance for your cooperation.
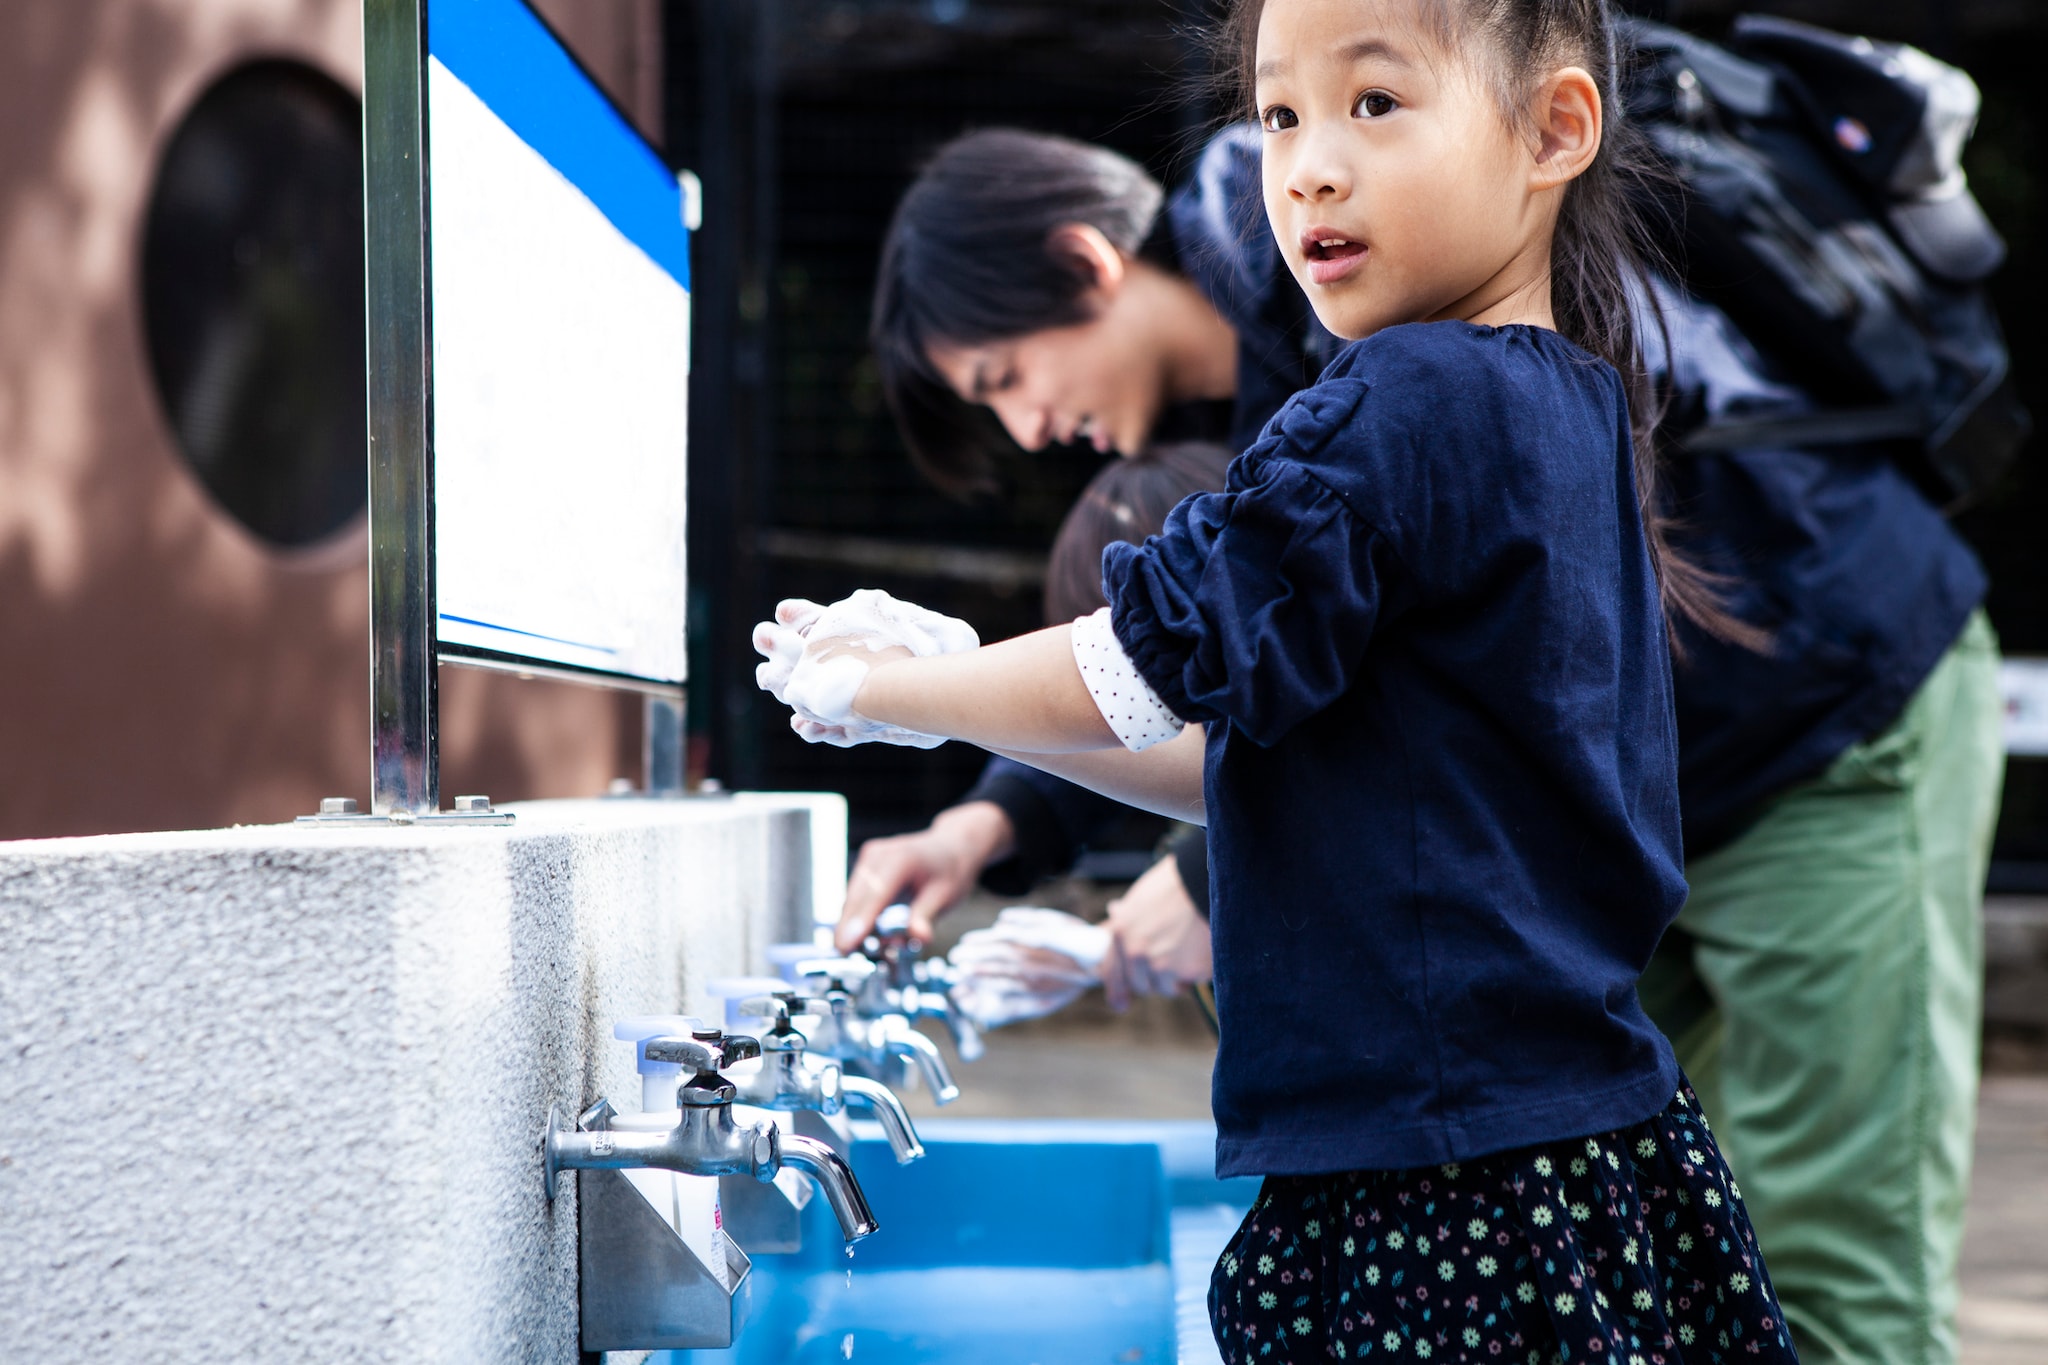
[663,1120,1257,1365]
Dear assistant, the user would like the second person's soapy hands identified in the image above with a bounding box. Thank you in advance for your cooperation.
[751,588,980,748]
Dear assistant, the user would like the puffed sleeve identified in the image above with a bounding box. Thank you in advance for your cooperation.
[1101,455,1409,747]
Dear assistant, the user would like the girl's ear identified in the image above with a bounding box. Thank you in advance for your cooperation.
[1046,222,1129,301]
[1528,66,1602,192]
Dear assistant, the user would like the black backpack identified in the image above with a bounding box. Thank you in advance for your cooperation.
[1624,16,2031,506]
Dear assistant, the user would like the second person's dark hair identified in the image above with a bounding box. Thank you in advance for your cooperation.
[1044,443,1236,624]
[871,129,1167,495]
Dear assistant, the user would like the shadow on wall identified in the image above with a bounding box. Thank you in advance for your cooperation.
[0,0,656,841]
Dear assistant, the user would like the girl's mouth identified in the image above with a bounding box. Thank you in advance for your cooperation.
[1300,230,1368,286]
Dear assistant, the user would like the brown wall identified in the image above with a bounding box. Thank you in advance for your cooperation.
[0,0,663,840]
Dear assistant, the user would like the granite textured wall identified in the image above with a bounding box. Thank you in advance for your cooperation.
[0,796,821,1361]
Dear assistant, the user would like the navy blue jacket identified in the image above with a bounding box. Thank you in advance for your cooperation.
[1106,322,1686,1173]
[1646,285,1986,853]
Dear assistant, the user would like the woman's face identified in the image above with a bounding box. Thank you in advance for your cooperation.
[925,281,1169,458]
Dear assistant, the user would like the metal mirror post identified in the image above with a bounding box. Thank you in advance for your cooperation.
[362,0,438,820]
[326,0,692,825]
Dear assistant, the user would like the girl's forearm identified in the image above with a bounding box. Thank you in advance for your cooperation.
[847,622,1206,821]
[853,625,1121,753]
[988,725,1207,825]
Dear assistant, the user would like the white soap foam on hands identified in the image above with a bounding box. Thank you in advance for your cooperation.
[752,589,980,748]
[946,907,1113,1028]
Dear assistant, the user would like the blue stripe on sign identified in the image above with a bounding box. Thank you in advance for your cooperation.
[439,614,620,655]
[428,0,690,290]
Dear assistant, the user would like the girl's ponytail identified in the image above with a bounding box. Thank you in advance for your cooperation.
[1519,0,1762,651]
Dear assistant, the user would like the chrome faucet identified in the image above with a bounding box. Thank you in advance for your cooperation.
[863,908,986,1063]
[732,992,926,1163]
[546,1024,878,1241]
[798,959,962,1104]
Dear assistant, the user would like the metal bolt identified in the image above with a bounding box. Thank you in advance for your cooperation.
[319,797,358,815]
[453,794,491,813]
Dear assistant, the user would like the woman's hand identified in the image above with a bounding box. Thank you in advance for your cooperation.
[1101,853,1213,1009]
[834,801,1017,952]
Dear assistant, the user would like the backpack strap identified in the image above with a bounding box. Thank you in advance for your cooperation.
[1678,404,1926,455]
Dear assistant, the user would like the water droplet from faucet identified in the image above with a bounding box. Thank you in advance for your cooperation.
[841,1331,855,1358]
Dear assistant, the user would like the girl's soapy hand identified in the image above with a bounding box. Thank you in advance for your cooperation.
[752,598,826,705]
[786,638,921,747]
[750,588,980,748]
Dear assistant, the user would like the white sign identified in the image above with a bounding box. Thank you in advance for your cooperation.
[425,0,691,686]
[2000,659,2048,756]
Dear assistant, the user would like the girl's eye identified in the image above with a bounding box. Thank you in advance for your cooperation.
[1260,105,1298,133]
[1354,90,1397,118]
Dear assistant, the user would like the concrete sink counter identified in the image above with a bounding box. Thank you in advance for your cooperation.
[0,795,825,1361]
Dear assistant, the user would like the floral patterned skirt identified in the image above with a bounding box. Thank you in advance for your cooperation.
[1208,1084,1798,1363]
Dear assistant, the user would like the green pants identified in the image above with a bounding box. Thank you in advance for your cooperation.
[1640,610,2003,1365]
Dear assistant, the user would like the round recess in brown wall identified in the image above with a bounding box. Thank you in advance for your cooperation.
[140,60,367,549]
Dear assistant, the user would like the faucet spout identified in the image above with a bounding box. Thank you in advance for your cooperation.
[883,1025,959,1105]
[779,1133,880,1241]
[838,1074,925,1163]
[935,998,986,1063]
[733,1049,840,1113]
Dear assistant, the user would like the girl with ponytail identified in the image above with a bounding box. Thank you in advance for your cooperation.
[758,1,1800,1357]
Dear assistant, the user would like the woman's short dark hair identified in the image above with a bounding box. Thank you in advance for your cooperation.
[1044,442,1234,625]
[872,129,1167,496]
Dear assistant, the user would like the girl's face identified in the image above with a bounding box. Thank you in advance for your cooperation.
[1254,0,1580,340]
[925,276,1166,458]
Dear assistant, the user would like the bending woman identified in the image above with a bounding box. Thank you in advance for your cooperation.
[844,127,1320,989]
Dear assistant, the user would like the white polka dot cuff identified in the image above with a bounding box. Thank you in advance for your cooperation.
[1071,608,1183,752]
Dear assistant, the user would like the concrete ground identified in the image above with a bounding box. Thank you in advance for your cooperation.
[899,885,2048,1364]
[1961,1076,2048,1364]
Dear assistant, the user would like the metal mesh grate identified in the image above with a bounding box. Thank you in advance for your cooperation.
[726,0,1223,840]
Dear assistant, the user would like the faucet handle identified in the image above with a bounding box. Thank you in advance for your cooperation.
[739,995,794,1029]
[862,905,925,990]
[798,956,876,994]
[737,993,822,1029]
[643,1027,761,1076]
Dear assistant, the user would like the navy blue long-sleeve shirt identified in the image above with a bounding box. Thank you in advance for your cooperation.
[1104,321,1686,1174]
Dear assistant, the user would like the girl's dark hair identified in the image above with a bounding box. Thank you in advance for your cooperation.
[1226,0,1759,650]
[871,129,1167,496]
[1044,442,1235,624]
